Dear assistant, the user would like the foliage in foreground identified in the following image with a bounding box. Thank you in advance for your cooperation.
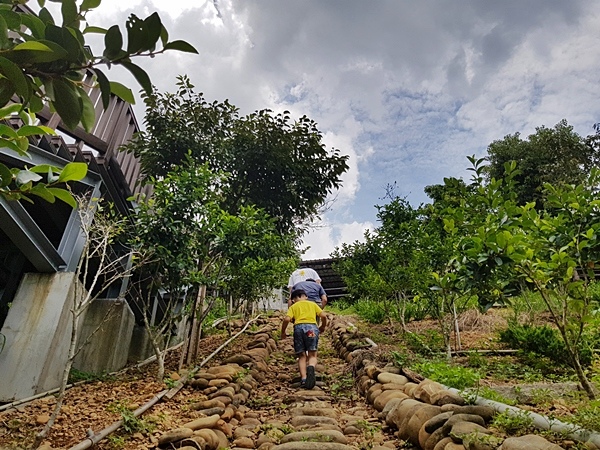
[0,0,197,204]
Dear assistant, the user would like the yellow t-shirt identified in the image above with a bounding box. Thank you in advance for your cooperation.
[287,300,323,325]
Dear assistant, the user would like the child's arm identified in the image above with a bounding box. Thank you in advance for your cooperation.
[281,316,292,339]
[318,312,327,333]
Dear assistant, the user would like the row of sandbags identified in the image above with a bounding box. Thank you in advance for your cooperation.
[157,325,278,450]
[330,319,563,450]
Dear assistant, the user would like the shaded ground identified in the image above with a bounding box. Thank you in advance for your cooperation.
[0,333,248,449]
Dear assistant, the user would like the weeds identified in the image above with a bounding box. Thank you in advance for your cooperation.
[412,360,480,389]
[247,395,273,408]
[68,368,113,384]
[234,368,251,382]
[491,409,534,435]
[164,377,178,388]
[354,419,380,440]
[106,400,156,434]
[106,434,127,449]
[566,404,600,432]
[463,386,517,406]
[329,373,354,399]
[528,388,554,407]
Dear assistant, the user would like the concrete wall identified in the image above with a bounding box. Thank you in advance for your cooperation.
[73,298,135,374]
[257,288,287,312]
[0,272,77,402]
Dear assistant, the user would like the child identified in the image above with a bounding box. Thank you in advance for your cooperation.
[281,288,327,389]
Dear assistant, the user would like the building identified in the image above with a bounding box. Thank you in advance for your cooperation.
[300,258,348,302]
[0,74,150,402]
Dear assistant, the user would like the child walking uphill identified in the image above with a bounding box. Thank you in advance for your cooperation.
[281,288,327,389]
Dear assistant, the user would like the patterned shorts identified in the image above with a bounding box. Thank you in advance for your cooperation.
[293,323,320,354]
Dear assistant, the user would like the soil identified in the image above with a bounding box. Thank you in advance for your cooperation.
[0,309,592,450]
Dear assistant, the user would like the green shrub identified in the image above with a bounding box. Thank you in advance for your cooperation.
[204,297,228,325]
[499,323,569,363]
[491,409,534,435]
[412,360,480,389]
[499,322,598,367]
[354,299,387,324]
[567,403,600,432]
[403,329,445,356]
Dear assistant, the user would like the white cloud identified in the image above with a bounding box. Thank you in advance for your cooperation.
[68,0,600,259]
[301,219,374,261]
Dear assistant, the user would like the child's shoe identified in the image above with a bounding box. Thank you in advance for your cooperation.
[306,366,316,389]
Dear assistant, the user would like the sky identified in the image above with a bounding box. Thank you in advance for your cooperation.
[75,0,600,260]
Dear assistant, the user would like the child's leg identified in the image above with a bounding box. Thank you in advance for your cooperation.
[307,350,317,368]
[297,352,308,379]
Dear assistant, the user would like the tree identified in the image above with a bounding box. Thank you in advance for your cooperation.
[124,76,349,235]
[485,120,598,207]
[0,0,197,204]
[507,173,600,399]
[131,161,228,379]
[131,159,297,377]
[456,157,600,399]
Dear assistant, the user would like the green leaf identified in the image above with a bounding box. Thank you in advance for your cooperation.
[47,186,76,208]
[12,41,52,52]
[0,10,20,31]
[29,95,44,113]
[109,81,135,104]
[16,169,42,186]
[120,61,151,94]
[0,162,11,187]
[144,12,162,48]
[29,164,61,174]
[51,79,82,130]
[91,67,111,109]
[0,56,29,99]
[0,103,21,118]
[125,14,147,54]
[0,78,14,107]
[20,14,45,39]
[45,24,83,63]
[38,7,55,25]
[83,25,107,34]
[81,0,102,12]
[77,87,95,132]
[163,40,198,54]
[104,25,123,60]
[0,136,27,156]
[159,25,168,46]
[61,0,78,27]
[0,15,9,50]
[17,125,55,137]
[29,183,56,202]
[57,161,87,183]
[0,123,17,138]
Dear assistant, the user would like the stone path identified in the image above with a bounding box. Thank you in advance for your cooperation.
[153,315,582,450]
[155,317,397,449]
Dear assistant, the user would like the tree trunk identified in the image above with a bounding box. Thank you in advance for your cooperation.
[33,295,81,448]
[452,302,461,350]
[572,354,596,400]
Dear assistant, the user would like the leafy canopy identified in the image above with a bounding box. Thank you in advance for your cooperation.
[485,119,599,207]
[124,76,349,234]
